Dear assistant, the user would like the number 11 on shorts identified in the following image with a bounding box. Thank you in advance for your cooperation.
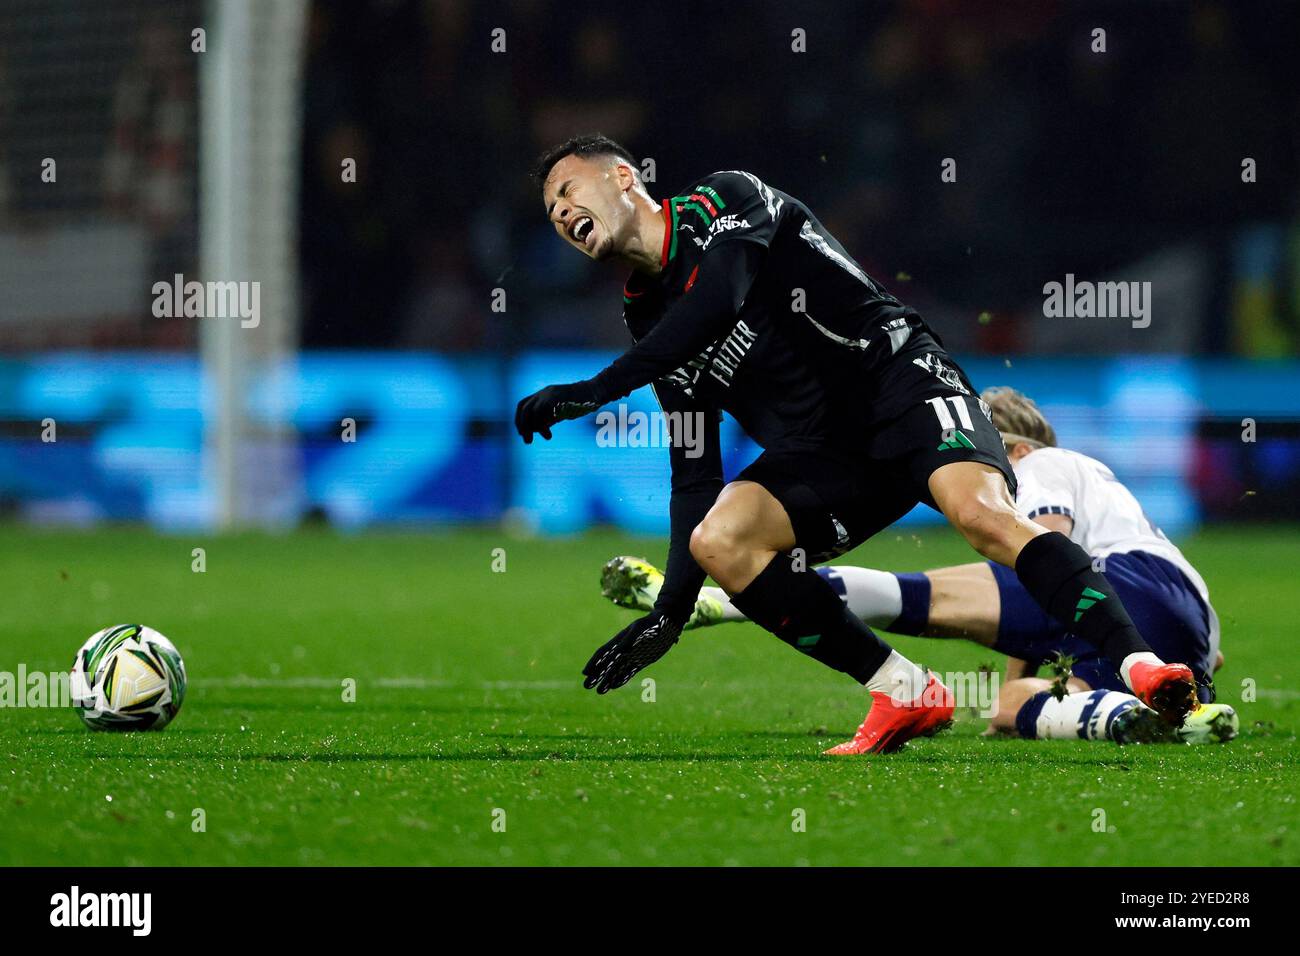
[926,395,974,430]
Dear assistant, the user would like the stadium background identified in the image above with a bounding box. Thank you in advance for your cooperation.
[1,0,1298,535]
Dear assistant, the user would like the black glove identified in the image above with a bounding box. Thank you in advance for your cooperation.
[514,381,601,443]
[582,612,683,694]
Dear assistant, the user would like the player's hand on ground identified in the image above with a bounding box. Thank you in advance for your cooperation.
[514,382,601,443]
[582,612,683,694]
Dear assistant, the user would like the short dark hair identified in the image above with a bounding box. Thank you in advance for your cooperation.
[533,134,638,191]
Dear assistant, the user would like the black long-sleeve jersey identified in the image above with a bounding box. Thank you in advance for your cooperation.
[590,170,946,621]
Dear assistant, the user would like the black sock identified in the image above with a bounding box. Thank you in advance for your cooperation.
[730,554,893,683]
[1014,532,1151,667]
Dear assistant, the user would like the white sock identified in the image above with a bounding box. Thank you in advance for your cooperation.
[1023,689,1142,740]
[701,567,903,627]
[820,566,902,627]
[865,649,928,700]
[1119,651,1163,691]
[700,586,747,622]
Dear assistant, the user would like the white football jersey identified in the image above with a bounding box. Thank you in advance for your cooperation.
[1013,447,1219,650]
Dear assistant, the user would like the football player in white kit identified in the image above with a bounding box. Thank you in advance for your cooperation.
[600,387,1237,746]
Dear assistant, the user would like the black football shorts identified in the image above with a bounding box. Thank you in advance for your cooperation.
[735,348,1016,561]
[735,446,918,563]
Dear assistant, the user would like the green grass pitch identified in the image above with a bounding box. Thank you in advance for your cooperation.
[0,524,1296,866]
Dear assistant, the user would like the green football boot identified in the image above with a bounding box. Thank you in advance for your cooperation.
[600,556,724,630]
[1175,701,1239,744]
[1112,700,1238,745]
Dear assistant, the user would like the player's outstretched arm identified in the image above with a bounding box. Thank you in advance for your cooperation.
[582,382,722,693]
[647,382,722,624]
[513,241,761,443]
[587,240,761,403]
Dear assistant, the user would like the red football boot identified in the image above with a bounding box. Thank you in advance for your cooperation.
[1128,661,1197,726]
[824,672,955,755]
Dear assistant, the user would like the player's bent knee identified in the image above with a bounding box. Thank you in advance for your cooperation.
[689,481,796,590]
[689,517,741,576]
[688,519,718,565]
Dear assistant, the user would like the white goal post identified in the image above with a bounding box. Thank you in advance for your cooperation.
[199,0,309,528]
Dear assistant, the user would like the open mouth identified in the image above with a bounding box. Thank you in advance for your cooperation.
[569,216,594,247]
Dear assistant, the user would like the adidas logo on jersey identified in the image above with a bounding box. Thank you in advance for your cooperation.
[937,429,976,451]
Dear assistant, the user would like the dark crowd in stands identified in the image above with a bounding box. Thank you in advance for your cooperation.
[300,0,1298,356]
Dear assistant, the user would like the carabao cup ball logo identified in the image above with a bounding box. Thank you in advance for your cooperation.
[70,624,187,731]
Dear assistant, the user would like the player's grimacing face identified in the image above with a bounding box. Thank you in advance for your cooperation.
[542,154,633,261]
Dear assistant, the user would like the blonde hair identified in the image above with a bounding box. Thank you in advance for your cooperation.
[980,386,1057,449]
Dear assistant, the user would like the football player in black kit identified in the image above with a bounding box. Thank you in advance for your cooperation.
[515,135,1196,753]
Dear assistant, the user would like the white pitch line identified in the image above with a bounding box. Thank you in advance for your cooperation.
[197,676,573,690]
[1257,688,1300,701]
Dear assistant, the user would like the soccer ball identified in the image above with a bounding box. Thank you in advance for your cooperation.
[70,624,187,731]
